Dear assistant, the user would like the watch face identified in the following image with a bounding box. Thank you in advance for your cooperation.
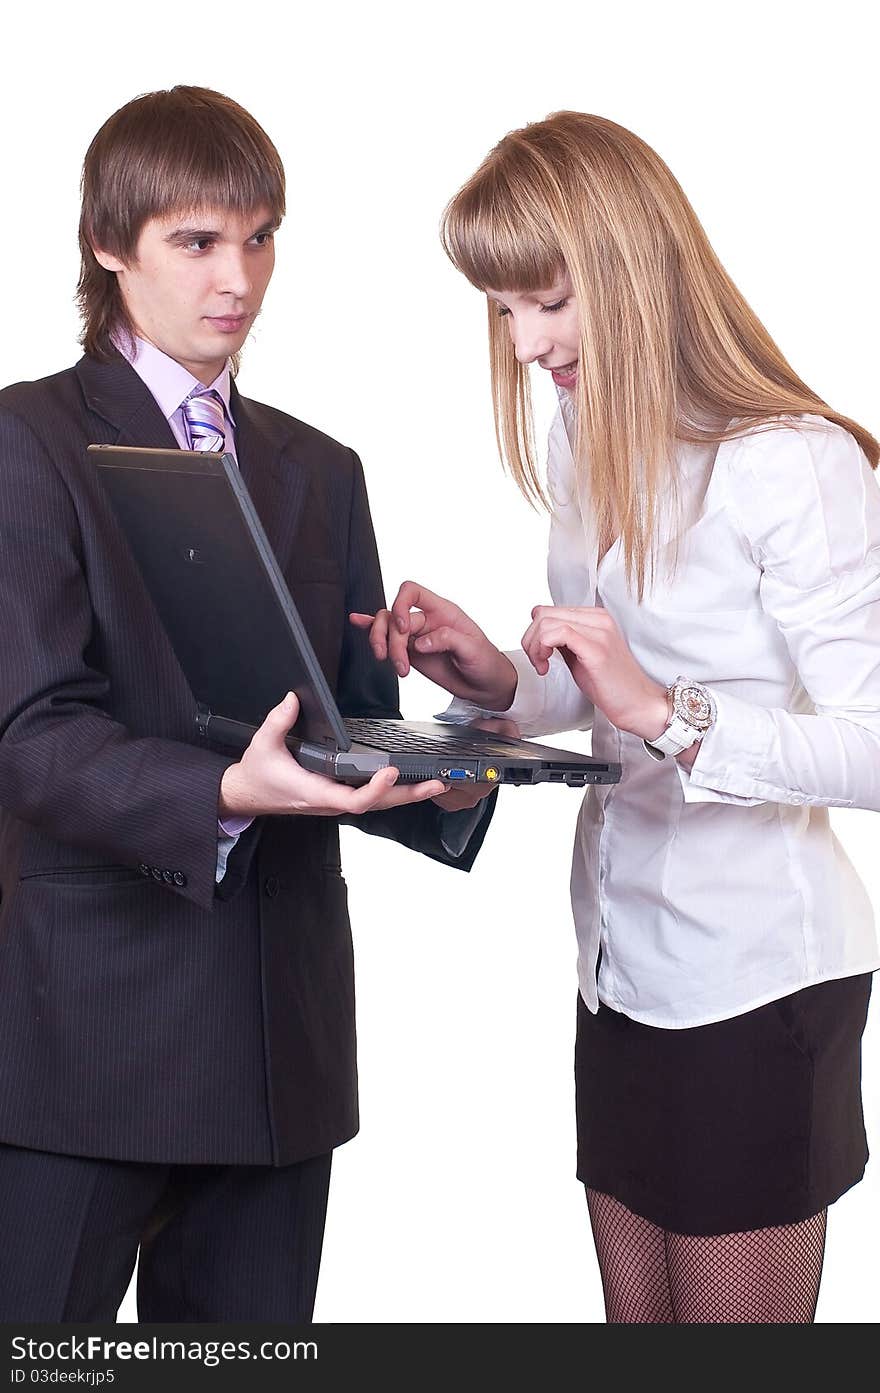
[675,682,713,727]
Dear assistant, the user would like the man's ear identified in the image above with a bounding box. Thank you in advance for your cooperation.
[92,246,127,273]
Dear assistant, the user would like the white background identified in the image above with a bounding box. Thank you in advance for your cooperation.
[2,0,877,1323]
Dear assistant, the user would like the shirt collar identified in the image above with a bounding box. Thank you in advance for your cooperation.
[120,334,233,425]
[556,382,577,446]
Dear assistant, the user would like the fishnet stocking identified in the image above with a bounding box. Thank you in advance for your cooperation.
[586,1188,827,1323]
[586,1187,674,1322]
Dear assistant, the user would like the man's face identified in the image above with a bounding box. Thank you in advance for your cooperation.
[94,206,277,383]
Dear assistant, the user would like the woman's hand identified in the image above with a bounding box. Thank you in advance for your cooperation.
[350,581,518,710]
[521,605,669,740]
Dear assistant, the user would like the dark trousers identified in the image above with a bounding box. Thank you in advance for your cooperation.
[0,1142,332,1321]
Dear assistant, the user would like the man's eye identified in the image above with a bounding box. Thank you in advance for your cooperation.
[186,238,213,253]
[251,232,275,246]
[541,298,568,313]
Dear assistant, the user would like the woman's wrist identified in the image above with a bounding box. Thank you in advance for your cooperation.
[622,682,670,741]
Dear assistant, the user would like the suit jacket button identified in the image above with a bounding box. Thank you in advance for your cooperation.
[150,867,163,881]
[173,871,187,887]
[264,876,280,898]
[162,869,174,884]
[138,863,150,877]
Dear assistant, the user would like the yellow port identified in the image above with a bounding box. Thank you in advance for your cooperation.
[484,767,499,781]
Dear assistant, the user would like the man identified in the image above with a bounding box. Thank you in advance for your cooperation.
[0,86,493,1322]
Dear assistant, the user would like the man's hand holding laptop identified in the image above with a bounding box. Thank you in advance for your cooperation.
[217,691,453,819]
[217,685,512,821]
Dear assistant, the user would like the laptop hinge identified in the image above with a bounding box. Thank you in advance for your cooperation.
[195,703,212,739]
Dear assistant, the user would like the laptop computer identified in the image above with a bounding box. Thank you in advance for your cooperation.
[89,444,620,789]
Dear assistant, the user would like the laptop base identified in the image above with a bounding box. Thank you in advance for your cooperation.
[198,711,619,788]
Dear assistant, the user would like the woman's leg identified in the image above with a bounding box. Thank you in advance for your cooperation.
[586,1188,828,1323]
[665,1210,828,1324]
[585,1188,674,1323]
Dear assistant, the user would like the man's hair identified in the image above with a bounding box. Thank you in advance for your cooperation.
[77,86,286,359]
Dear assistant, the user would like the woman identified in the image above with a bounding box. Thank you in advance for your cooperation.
[353,112,880,1323]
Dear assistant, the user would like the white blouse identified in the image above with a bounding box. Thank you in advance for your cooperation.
[447,405,880,1028]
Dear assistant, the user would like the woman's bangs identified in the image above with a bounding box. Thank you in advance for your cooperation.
[443,190,561,293]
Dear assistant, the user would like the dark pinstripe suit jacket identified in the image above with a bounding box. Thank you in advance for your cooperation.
[0,354,493,1166]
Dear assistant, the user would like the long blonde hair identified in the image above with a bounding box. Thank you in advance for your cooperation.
[441,111,878,597]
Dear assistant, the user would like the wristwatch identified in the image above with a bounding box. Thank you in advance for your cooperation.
[643,677,716,761]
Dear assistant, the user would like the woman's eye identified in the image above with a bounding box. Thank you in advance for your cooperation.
[541,298,568,313]
[251,232,274,246]
[495,306,511,317]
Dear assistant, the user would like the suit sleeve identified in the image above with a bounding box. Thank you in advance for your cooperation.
[0,406,233,912]
[335,450,496,870]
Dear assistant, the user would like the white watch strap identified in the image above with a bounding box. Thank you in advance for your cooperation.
[644,712,700,758]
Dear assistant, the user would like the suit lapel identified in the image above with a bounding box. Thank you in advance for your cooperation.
[231,383,309,574]
[76,353,179,450]
[76,355,310,575]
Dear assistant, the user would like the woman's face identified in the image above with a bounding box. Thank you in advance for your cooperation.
[485,273,579,390]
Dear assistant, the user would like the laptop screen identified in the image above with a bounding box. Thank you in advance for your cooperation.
[89,445,350,750]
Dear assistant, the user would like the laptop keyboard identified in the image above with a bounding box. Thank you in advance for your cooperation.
[343,718,515,758]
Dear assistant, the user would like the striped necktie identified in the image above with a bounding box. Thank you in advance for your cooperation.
[183,388,227,452]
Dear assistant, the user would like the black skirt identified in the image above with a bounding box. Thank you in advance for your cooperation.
[575,972,872,1236]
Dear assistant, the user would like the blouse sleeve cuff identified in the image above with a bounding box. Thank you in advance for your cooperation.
[434,650,550,734]
[675,687,773,806]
